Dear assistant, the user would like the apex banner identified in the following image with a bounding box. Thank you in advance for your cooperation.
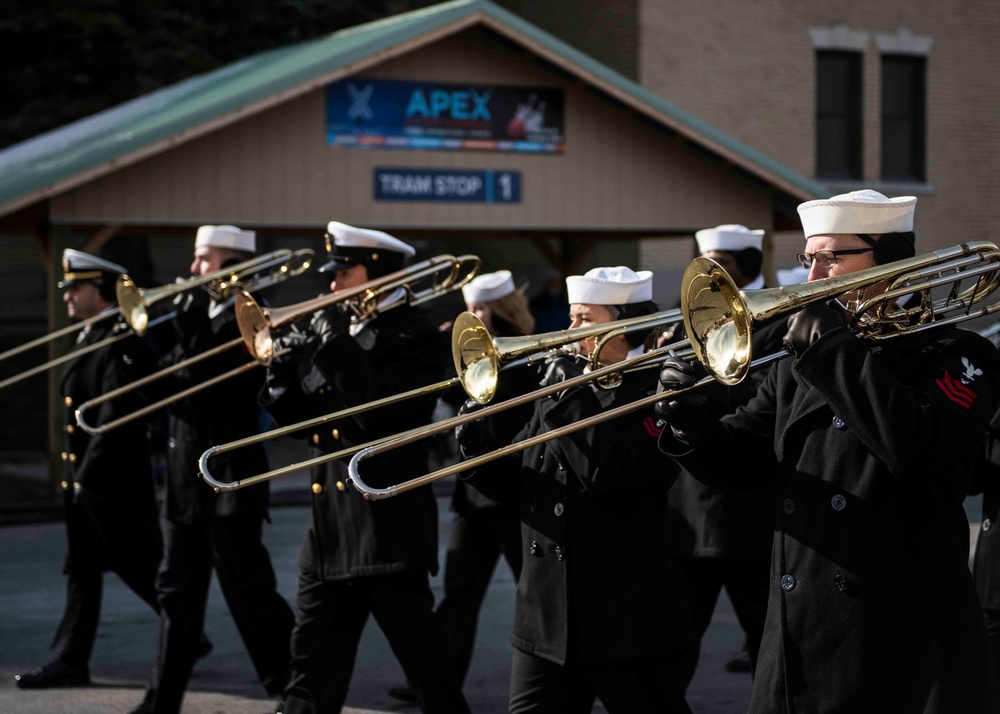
[326,78,565,153]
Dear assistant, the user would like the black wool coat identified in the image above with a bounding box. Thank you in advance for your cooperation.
[157,301,270,523]
[662,325,1000,713]
[972,407,1000,609]
[465,368,697,666]
[666,318,785,559]
[60,318,161,571]
[263,304,449,581]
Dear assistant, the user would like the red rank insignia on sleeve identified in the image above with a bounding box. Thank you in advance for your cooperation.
[935,370,977,409]
[643,416,664,437]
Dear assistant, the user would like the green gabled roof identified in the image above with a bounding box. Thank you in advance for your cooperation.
[0,0,826,217]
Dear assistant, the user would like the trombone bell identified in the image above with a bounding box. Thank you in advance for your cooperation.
[680,257,752,386]
[452,312,500,404]
[235,291,273,364]
[116,276,151,336]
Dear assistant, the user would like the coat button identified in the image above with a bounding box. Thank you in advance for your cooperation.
[780,574,796,591]
[529,540,540,555]
[835,574,849,592]
[69,453,77,463]
[60,480,69,490]
[61,451,68,461]
[553,503,564,516]
[64,396,73,407]
[312,433,320,445]
[554,546,565,561]
[331,428,340,440]
[168,438,177,449]
[782,498,795,514]
[831,494,847,511]
[985,519,993,532]
[65,424,75,434]
[832,415,846,429]
[336,480,346,492]
[312,483,323,495]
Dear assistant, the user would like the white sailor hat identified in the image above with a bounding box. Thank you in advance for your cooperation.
[58,249,128,288]
[320,221,416,273]
[565,266,653,306]
[195,225,257,253]
[797,190,917,238]
[462,270,517,304]
[695,224,765,254]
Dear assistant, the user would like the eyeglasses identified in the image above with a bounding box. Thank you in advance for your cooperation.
[796,248,874,270]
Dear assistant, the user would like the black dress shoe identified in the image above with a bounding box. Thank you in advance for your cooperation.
[387,684,419,705]
[14,660,90,688]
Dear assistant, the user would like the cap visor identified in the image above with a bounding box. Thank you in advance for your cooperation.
[318,258,355,273]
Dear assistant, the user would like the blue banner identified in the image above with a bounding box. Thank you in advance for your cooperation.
[327,78,564,153]
[374,168,522,203]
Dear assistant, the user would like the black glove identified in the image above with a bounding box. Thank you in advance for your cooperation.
[783,300,846,357]
[265,328,310,392]
[538,354,588,401]
[454,399,492,457]
[654,358,711,441]
[309,306,352,345]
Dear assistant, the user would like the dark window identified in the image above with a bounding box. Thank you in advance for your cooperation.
[816,51,863,180]
[881,54,926,182]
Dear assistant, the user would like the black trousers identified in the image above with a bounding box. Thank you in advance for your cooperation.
[672,556,769,689]
[508,648,693,714]
[281,568,470,714]
[145,514,294,714]
[435,506,522,684]
[53,497,162,666]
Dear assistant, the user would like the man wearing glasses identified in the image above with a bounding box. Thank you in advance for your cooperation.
[655,190,1000,711]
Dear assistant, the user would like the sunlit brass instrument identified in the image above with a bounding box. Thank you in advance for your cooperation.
[237,253,481,365]
[117,248,315,335]
[454,307,682,404]
[347,240,1000,500]
[683,239,1000,385]
[73,249,316,436]
[76,253,479,436]
[0,249,314,392]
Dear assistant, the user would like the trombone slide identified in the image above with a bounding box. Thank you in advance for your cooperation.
[348,350,789,500]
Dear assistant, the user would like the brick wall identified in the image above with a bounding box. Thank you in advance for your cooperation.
[638,0,1000,262]
[502,0,1000,269]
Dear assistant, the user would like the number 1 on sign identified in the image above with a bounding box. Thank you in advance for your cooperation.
[498,173,512,201]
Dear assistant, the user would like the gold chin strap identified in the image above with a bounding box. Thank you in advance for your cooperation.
[63,271,102,282]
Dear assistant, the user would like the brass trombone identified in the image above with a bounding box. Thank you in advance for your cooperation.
[199,301,678,490]
[347,240,1000,500]
[73,249,316,435]
[198,349,564,492]
[237,253,481,365]
[76,253,480,436]
[118,248,315,335]
[683,239,1000,384]
[454,307,682,404]
[0,249,313,392]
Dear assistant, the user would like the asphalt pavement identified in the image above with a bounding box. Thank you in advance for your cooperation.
[0,443,793,713]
